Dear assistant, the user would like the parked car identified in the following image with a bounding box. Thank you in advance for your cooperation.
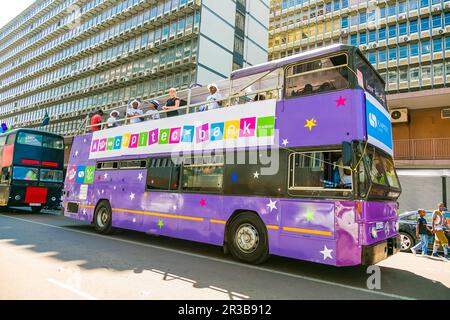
[399,210,450,253]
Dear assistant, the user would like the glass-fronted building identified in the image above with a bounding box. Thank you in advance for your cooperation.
[0,0,269,137]
[270,0,450,210]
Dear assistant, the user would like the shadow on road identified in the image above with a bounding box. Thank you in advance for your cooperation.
[0,210,449,300]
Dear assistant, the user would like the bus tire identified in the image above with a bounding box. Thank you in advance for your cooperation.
[227,212,269,265]
[94,201,114,235]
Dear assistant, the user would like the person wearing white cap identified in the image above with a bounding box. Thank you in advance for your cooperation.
[107,110,120,128]
[127,99,144,124]
[199,83,222,112]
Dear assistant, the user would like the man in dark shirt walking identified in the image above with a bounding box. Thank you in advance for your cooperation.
[411,209,432,256]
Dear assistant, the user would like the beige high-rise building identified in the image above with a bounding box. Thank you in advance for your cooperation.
[269,0,450,210]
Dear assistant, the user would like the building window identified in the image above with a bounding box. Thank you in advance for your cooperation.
[410,67,420,80]
[399,23,407,36]
[421,40,431,54]
[433,63,443,77]
[421,65,431,79]
[410,42,419,56]
[432,14,442,29]
[359,11,367,24]
[369,30,376,42]
[433,38,442,52]
[420,0,429,7]
[388,25,397,38]
[388,70,397,84]
[388,4,396,16]
[359,32,367,44]
[341,16,349,28]
[398,1,406,14]
[379,49,387,62]
[420,17,430,31]
[378,28,386,40]
[409,0,418,10]
[399,44,408,58]
[445,12,450,27]
[399,68,408,82]
[445,37,450,50]
[368,51,376,64]
[410,19,418,33]
[389,47,397,60]
[350,34,358,46]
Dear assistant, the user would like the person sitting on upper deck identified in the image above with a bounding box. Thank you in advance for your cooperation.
[317,81,335,93]
[162,88,181,118]
[145,100,161,120]
[254,93,266,101]
[127,99,144,124]
[199,83,222,112]
[106,110,120,128]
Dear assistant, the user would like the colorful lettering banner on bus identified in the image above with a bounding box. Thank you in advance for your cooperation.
[365,93,393,156]
[89,99,277,160]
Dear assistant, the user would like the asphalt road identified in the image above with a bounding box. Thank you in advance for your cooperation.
[0,209,449,300]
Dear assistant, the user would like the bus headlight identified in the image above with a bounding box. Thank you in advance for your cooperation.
[14,195,21,200]
[51,197,56,201]
[371,226,378,239]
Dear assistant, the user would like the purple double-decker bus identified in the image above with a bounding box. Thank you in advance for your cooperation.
[63,45,401,266]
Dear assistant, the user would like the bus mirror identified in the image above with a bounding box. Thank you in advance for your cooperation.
[342,142,352,167]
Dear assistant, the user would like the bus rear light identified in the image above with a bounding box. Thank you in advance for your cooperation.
[21,159,40,165]
[42,161,58,167]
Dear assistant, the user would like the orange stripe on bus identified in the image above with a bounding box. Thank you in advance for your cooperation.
[282,227,333,236]
[210,219,226,224]
[266,225,279,230]
[112,208,204,222]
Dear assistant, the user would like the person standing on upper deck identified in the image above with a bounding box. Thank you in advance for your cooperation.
[127,99,144,124]
[162,88,181,118]
[145,100,161,120]
[106,110,120,128]
[89,109,104,131]
[199,83,222,112]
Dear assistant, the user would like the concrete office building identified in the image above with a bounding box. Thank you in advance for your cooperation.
[270,0,450,210]
[0,0,269,157]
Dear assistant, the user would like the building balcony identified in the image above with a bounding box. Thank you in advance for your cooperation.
[394,138,450,160]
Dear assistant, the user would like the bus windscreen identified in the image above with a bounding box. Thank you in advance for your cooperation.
[16,132,63,149]
[354,53,386,108]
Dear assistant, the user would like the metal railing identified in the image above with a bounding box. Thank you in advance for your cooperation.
[394,138,450,160]
[79,87,280,134]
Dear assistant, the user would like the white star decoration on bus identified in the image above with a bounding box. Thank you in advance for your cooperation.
[266,200,277,212]
[74,150,79,157]
[253,171,260,179]
[320,246,333,260]
[282,139,289,147]
[103,173,108,180]
[130,193,135,200]
[138,173,143,181]
[82,208,87,216]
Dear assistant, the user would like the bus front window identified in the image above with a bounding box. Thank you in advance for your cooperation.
[285,54,349,99]
[43,136,64,150]
[362,145,401,200]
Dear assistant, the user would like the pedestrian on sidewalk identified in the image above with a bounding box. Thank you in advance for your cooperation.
[431,202,449,261]
[411,209,432,257]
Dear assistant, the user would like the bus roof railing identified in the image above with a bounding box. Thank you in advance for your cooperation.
[81,86,280,133]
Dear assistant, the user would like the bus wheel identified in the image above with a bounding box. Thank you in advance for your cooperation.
[31,206,42,213]
[227,213,269,265]
[94,201,114,235]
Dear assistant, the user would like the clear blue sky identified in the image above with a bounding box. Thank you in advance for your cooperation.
[0,0,36,29]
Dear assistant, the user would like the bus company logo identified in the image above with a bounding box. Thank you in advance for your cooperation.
[67,166,77,182]
[90,116,275,153]
[368,113,378,128]
[68,166,96,184]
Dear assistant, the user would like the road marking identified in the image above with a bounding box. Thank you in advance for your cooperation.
[47,278,97,300]
[0,214,414,300]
